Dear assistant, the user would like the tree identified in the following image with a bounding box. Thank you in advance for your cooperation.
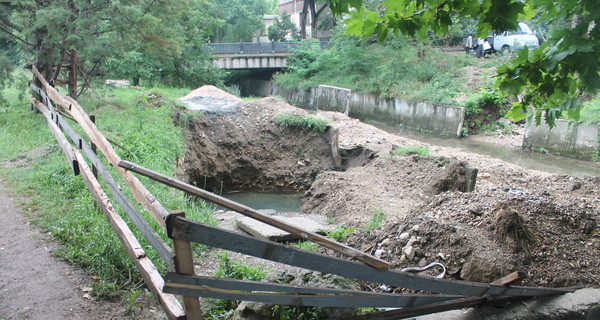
[327,0,600,126]
[268,13,300,42]
[1,0,221,98]
[212,0,270,42]
[299,0,330,39]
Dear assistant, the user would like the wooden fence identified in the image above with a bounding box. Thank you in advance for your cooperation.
[29,65,575,320]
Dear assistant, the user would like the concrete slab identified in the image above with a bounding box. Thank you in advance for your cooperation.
[414,288,600,320]
[179,96,239,114]
[236,215,331,241]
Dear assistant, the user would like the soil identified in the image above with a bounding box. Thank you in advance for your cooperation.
[179,88,599,291]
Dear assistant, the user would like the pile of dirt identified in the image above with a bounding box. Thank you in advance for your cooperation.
[177,95,337,193]
[179,90,599,290]
[180,85,241,101]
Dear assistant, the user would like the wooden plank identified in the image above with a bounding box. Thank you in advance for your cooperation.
[169,211,202,320]
[31,66,170,231]
[339,296,488,320]
[119,159,390,271]
[163,273,462,308]
[28,95,79,176]
[171,217,575,298]
[72,149,185,320]
[491,271,526,286]
[339,295,530,320]
[164,273,463,307]
[52,105,175,270]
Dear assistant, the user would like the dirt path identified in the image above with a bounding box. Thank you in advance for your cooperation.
[0,179,138,320]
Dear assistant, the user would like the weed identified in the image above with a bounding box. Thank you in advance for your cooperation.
[292,241,319,252]
[271,305,324,320]
[275,114,330,133]
[392,146,432,156]
[498,121,513,134]
[209,253,268,312]
[531,147,549,154]
[327,226,355,242]
[365,208,386,231]
[177,111,204,128]
[215,253,266,281]
[461,127,469,137]
[123,289,144,314]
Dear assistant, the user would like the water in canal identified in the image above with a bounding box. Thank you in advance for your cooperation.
[372,121,600,177]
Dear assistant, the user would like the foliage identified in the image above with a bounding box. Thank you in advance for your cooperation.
[392,146,432,156]
[271,305,324,320]
[215,253,267,281]
[580,96,600,123]
[327,0,600,127]
[293,240,320,251]
[1,0,223,95]
[275,114,331,133]
[365,208,386,231]
[462,87,508,134]
[274,28,475,104]
[211,253,267,311]
[212,0,270,42]
[0,77,216,299]
[269,13,300,42]
[327,226,355,242]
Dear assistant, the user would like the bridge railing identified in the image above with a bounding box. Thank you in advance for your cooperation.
[207,41,328,55]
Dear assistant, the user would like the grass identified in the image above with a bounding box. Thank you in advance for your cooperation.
[0,71,216,301]
[392,146,432,156]
[275,114,330,133]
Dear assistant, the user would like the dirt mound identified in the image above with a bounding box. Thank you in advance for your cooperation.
[180,85,241,101]
[178,97,337,192]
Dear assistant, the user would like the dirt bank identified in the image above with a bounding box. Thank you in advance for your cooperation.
[179,91,599,290]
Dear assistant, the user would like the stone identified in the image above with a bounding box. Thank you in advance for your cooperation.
[403,245,416,261]
[236,216,330,241]
[399,232,410,241]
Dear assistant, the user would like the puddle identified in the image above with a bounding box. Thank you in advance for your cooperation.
[220,191,303,212]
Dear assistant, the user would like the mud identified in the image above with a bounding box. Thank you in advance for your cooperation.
[179,89,599,290]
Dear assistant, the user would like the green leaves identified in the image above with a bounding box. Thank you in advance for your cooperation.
[328,0,600,127]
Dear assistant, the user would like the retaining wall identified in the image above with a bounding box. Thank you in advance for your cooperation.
[523,120,599,159]
[272,84,465,137]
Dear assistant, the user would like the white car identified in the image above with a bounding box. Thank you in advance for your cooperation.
[492,22,540,53]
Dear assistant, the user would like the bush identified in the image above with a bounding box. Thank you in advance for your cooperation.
[274,28,477,105]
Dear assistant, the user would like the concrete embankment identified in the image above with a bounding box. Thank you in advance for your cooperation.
[524,120,599,159]
[271,84,465,137]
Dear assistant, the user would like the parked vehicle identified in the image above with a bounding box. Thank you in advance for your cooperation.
[491,22,540,53]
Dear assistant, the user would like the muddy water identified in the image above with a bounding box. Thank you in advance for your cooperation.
[371,121,600,177]
[221,191,303,212]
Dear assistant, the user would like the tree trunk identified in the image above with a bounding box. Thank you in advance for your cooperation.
[309,0,317,38]
[68,49,78,99]
[299,0,309,39]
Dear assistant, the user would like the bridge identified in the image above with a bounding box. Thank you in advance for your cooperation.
[207,41,327,70]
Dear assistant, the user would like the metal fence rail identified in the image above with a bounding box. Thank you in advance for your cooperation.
[207,41,328,55]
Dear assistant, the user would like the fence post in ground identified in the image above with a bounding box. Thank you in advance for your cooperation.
[89,115,98,178]
[168,210,202,320]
